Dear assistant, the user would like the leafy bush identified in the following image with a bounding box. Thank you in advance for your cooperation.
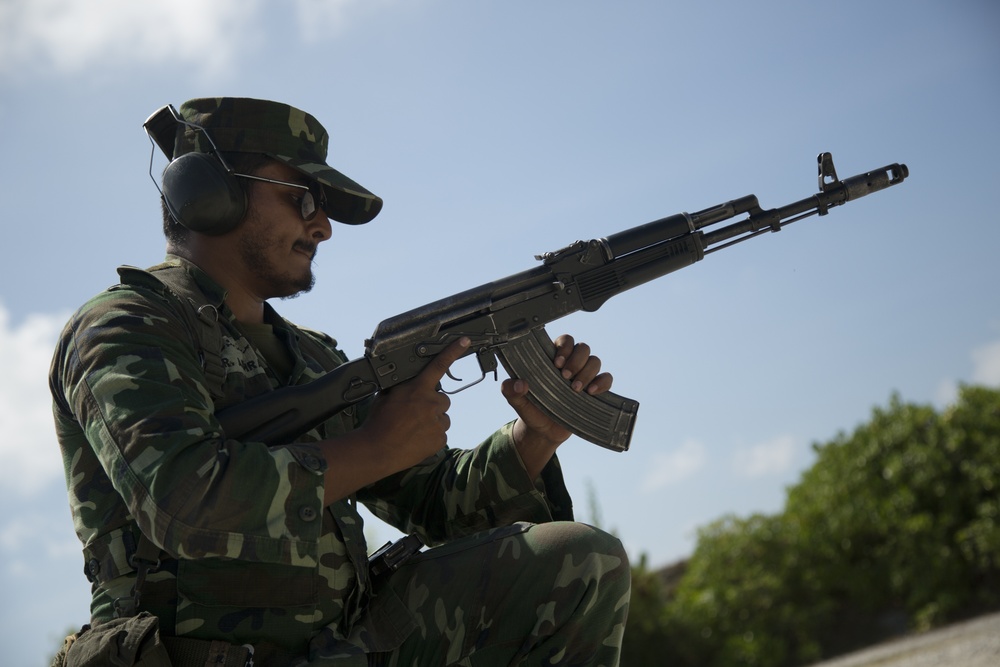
[620,553,682,666]
[786,386,1000,630]
[621,385,1000,666]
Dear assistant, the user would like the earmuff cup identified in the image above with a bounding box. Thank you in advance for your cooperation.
[161,152,247,235]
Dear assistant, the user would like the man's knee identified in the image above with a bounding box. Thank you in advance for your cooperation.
[528,521,628,560]
[526,521,631,596]
[520,522,630,659]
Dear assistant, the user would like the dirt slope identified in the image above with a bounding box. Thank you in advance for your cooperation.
[808,611,1000,667]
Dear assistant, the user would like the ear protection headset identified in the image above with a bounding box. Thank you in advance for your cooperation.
[143,105,247,235]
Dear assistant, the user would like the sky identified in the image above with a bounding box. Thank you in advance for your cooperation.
[0,0,998,663]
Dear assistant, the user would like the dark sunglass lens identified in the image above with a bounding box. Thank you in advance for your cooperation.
[300,191,317,220]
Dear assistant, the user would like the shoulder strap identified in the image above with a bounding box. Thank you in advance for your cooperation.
[117,265,228,400]
[109,265,229,619]
[112,533,163,619]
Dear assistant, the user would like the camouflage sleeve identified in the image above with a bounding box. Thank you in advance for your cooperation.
[357,422,574,545]
[51,286,327,565]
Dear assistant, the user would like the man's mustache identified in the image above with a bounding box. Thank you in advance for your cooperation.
[293,241,317,259]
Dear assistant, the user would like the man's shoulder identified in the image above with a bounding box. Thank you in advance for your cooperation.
[73,256,219,315]
[51,267,201,388]
[64,265,193,337]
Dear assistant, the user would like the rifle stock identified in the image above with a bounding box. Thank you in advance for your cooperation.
[216,153,908,452]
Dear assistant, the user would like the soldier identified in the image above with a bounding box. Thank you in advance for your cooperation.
[49,97,630,666]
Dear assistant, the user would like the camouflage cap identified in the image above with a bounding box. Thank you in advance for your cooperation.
[175,97,382,225]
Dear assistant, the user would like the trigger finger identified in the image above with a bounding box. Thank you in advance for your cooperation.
[421,337,471,386]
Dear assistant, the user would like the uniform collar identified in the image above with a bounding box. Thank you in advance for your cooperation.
[161,253,229,310]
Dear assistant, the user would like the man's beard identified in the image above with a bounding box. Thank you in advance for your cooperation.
[237,222,317,299]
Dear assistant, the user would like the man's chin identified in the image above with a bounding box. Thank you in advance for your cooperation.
[278,273,316,301]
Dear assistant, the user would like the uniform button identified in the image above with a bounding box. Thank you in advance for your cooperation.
[299,506,318,522]
[302,455,321,471]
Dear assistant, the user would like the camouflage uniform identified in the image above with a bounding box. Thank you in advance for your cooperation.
[49,99,630,666]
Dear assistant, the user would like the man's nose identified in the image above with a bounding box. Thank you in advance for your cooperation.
[309,212,332,242]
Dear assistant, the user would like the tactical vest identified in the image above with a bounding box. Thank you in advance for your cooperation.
[76,263,360,664]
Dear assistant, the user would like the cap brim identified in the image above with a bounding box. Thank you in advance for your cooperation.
[275,155,383,225]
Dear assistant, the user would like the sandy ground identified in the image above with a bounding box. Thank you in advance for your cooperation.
[809,611,1000,667]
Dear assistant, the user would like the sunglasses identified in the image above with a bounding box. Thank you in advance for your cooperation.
[234,173,328,221]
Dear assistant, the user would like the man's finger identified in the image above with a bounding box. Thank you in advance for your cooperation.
[416,337,471,387]
[552,334,575,369]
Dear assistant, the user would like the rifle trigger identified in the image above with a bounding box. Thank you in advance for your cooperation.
[440,348,498,395]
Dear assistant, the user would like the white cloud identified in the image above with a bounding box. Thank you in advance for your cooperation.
[640,439,707,493]
[0,303,69,495]
[0,0,391,77]
[0,0,262,76]
[732,434,796,477]
[935,379,958,409]
[971,340,1000,386]
[292,0,367,42]
[0,510,81,575]
[932,339,1000,409]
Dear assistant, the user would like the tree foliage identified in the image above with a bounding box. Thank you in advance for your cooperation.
[622,385,1000,666]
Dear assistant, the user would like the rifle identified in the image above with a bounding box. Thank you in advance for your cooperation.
[217,153,907,452]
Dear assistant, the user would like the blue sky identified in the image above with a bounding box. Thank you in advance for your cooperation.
[1,1,998,663]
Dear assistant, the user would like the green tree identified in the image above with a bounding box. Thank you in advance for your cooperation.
[625,385,1000,667]
[786,386,1000,630]
[621,553,681,665]
[663,513,829,666]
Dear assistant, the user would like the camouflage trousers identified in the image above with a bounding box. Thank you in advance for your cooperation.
[366,521,630,667]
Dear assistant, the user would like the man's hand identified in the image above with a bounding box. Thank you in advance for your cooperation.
[500,334,613,479]
[361,336,472,466]
[320,337,470,504]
